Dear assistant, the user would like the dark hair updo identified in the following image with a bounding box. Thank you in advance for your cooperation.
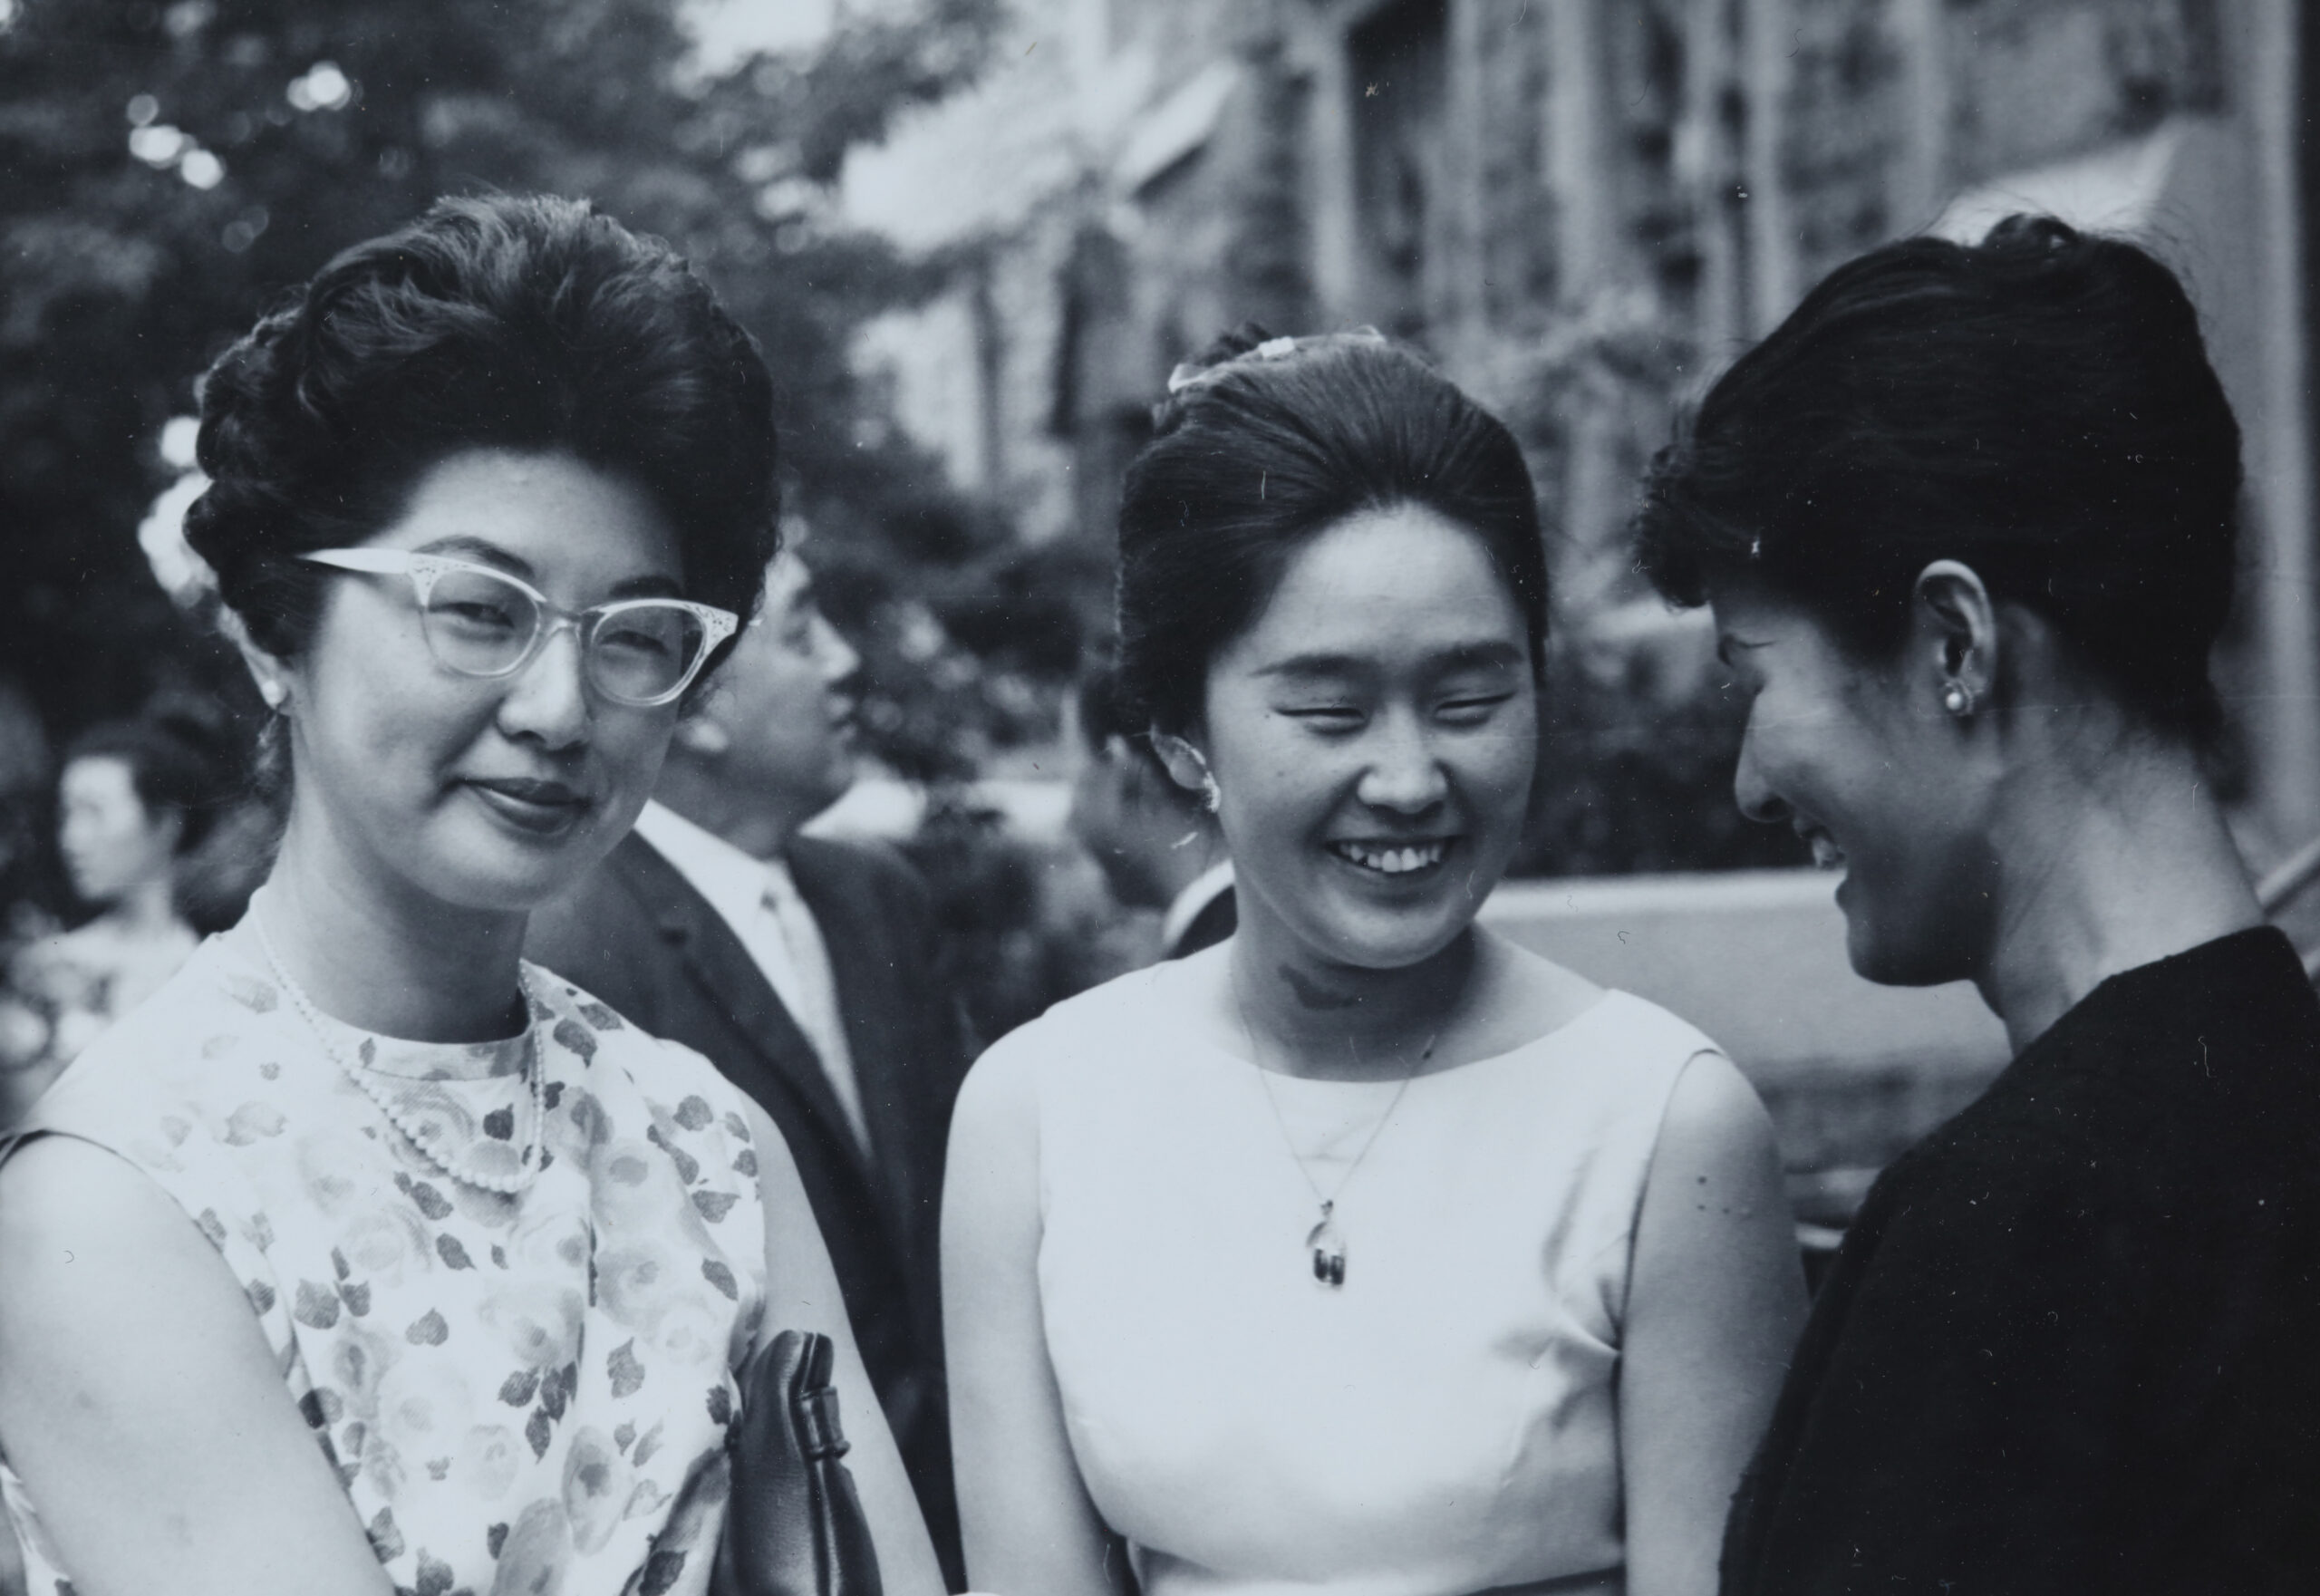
[1636,214,2243,740]
[1075,659,1189,799]
[1115,324,1548,737]
[184,193,781,663]
[62,701,236,856]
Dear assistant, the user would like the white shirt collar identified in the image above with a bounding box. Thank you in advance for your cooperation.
[632,799,779,931]
[1161,859,1236,953]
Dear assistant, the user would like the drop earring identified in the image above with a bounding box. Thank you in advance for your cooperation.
[258,679,286,711]
[1941,681,1974,717]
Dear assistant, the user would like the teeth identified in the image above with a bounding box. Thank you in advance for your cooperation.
[1334,841,1446,875]
[1809,834,1844,870]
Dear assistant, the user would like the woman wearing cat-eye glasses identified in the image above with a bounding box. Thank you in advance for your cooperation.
[0,196,943,1596]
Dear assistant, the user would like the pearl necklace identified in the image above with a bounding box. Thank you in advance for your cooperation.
[252,914,546,1196]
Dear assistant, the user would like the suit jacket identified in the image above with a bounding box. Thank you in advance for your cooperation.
[527,829,970,1583]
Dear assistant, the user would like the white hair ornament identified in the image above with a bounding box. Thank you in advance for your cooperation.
[1165,326,1388,397]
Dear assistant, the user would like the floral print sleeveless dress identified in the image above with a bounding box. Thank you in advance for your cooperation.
[0,933,769,1596]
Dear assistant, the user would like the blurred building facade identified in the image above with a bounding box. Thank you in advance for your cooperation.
[850,0,2320,859]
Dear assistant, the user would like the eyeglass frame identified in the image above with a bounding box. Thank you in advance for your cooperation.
[296,546,740,708]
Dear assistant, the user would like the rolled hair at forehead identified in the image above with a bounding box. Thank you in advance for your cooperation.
[1116,324,1548,737]
[1635,213,2243,740]
[184,193,781,663]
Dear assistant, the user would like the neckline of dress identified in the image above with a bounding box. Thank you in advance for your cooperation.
[207,933,542,1084]
[1173,966,1626,1090]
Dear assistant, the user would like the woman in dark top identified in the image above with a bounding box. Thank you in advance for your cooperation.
[1637,213,2320,1594]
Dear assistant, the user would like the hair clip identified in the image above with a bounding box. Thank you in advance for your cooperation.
[1165,327,1390,396]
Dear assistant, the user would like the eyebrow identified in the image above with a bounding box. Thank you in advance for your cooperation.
[1434,641,1528,672]
[1253,641,1526,680]
[1252,652,1368,682]
[412,535,684,599]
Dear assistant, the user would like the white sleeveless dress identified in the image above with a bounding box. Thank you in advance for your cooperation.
[0,933,769,1596]
[1003,957,1724,1596]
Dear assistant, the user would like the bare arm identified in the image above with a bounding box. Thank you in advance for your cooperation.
[943,1042,1128,1596]
[0,1136,393,1596]
[744,1099,946,1596]
[1619,1052,1807,1596]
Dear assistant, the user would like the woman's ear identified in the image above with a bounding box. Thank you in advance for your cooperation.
[1147,729,1212,798]
[1150,728,1224,817]
[220,608,295,714]
[1912,559,1999,717]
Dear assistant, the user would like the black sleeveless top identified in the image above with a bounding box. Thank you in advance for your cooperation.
[1723,927,2320,1596]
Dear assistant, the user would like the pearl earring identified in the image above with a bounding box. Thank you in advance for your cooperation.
[1942,682,1974,717]
[258,679,286,710]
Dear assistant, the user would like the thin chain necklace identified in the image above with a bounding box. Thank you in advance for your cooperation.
[1232,972,1436,1289]
[252,910,546,1196]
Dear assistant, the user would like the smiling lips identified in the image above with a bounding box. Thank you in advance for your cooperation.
[465,776,592,835]
[1329,838,1450,876]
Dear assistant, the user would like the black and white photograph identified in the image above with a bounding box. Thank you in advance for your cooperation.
[0,2,2316,1592]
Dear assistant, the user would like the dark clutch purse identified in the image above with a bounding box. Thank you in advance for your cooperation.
[712,1329,886,1596]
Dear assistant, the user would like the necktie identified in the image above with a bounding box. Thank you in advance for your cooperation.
[759,864,868,1150]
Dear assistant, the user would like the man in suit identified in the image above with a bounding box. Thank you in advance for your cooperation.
[528,550,969,1582]
[1068,663,1235,960]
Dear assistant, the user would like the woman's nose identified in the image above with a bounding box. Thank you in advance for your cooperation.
[812,613,860,688]
[1733,721,1788,825]
[498,622,591,748]
[1356,717,1450,814]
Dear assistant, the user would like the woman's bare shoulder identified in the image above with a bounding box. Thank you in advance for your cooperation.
[966,958,1200,1093]
[0,1135,234,1349]
[0,1133,201,1252]
[1467,928,1608,1052]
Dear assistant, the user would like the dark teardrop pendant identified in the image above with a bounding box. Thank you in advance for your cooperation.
[1307,1206,1347,1288]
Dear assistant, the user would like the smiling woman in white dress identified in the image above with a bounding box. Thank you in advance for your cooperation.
[943,326,1807,1596]
[0,195,942,1596]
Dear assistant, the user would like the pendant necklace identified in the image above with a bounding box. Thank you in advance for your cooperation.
[1234,973,1435,1289]
[252,910,546,1196]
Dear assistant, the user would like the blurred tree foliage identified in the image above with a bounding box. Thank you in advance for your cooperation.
[0,0,1055,780]
[1474,292,1807,876]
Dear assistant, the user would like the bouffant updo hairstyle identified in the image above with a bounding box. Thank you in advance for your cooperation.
[184,193,781,666]
[62,702,236,856]
[1115,324,1548,737]
[1074,658,1189,798]
[1636,213,2243,740]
